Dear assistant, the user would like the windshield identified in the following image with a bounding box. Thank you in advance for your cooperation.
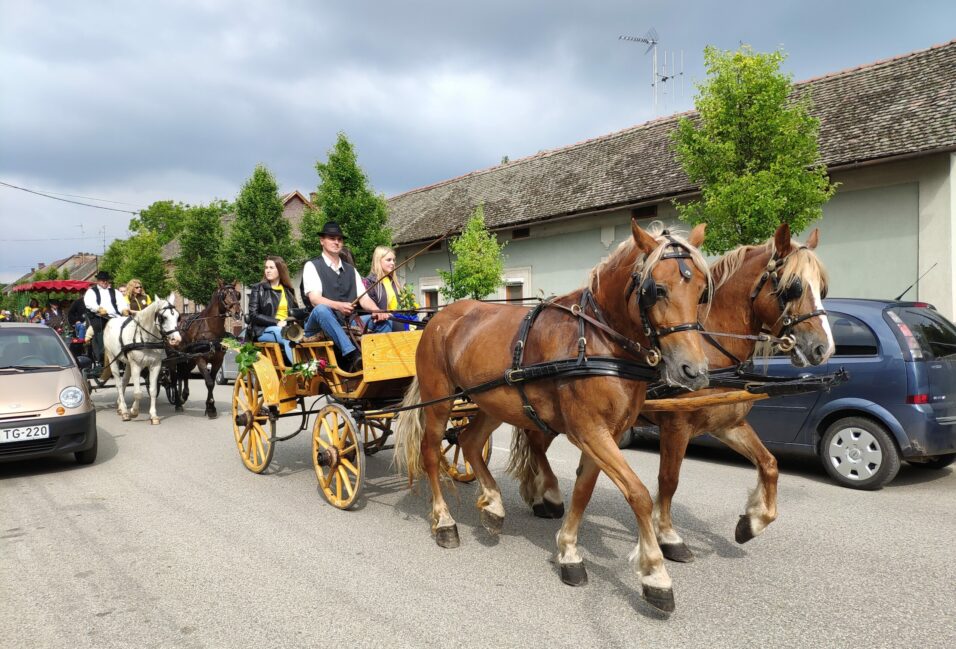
[0,329,74,368]
[890,307,956,360]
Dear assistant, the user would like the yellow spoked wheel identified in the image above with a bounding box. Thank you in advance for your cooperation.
[361,420,388,455]
[442,416,493,483]
[313,403,365,510]
[232,371,275,474]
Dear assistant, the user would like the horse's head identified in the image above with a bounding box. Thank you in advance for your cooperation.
[750,224,834,366]
[154,298,183,347]
[218,280,243,320]
[628,221,712,390]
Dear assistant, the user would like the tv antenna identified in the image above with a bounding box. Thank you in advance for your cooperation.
[619,28,684,115]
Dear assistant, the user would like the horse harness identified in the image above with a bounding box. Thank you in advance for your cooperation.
[117,303,180,356]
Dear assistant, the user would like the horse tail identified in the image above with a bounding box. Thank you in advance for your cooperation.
[393,376,426,485]
[505,427,540,506]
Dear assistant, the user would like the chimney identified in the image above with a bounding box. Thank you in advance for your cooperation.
[309,192,318,204]
[37,262,45,269]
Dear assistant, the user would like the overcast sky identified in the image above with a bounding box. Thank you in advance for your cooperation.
[1,0,953,282]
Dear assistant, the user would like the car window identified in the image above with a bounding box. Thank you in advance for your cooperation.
[891,307,956,360]
[828,312,879,357]
[0,328,74,367]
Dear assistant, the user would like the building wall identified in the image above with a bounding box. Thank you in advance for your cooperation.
[399,152,955,320]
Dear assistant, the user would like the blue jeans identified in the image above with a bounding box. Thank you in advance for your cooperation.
[257,325,294,363]
[304,306,355,356]
[360,315,394,334]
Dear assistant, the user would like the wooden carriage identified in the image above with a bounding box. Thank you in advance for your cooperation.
[231,329,485,510]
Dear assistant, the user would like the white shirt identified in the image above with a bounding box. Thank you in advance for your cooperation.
[302,253,364,303]
[84,285,129,317]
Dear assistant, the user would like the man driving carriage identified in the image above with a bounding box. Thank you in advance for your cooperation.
[83,270,129,366]
[300,221,390,373]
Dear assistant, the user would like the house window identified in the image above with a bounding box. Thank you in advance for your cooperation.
[506,283,523,302]
[423,289,439,308]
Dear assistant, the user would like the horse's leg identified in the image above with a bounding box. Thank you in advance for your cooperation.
[147,360,162,425]
[129,359,144,418]
[176,365,189,412]
[458,411,506,535]
[507,427,564,518]
[116,359,132,421]
[655,417,696,562]
[197,357,217,419]
[711,421,779,543]
[560,431,675,613]
[421,400,459,547]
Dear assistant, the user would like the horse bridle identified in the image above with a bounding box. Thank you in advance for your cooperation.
[749,246,827,342]
[219,286,243,319]
[625,233,707,350]
[155,302,181,339]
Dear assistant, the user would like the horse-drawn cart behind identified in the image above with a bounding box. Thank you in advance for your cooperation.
[231,328,487,509]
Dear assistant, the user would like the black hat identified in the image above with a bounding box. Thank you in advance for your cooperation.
[95,270,112,281]
[319,221,345,238]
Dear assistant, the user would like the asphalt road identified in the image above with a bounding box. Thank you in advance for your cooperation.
[2,383,955,648]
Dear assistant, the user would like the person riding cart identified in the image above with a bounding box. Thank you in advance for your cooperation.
[83,270,129,366]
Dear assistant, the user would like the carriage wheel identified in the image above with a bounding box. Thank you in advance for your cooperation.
[232,370,275,474]
[312,403,365,510]
[442,416,493,483]
[361,420,388,455]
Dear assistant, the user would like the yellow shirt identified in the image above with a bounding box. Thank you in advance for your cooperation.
[383,277,399,311]
[272,284,288,321]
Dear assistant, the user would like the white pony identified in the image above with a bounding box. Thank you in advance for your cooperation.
[103,297,182,424]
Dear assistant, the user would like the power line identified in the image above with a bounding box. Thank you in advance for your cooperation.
[0,180,142,214]
[31,189,142,207]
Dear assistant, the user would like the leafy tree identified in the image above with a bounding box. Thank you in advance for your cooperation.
[175,202,227,303]
[308,132,391,272]
[129,200,188,246]
[672,45,837,254]
[100,238,129,279]
[222,165,299,286]
[117,231,170,297]
[438,204,506,300]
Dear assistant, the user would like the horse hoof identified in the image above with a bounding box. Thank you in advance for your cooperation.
[559,562,588,587]
[532,500,565,519]
[735,515,756,544]
[642,585,676,613]
[206,411,218,420]
[121,413,130,422]
[150,417,161,425]
[480,510,504,535]
[175,406,184,412]
[661,542,695,563]
[435,525,460,549]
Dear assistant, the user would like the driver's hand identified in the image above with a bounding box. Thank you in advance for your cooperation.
[122,309,130,316]
[336,301,354,316]
[373,312,391,322]
[97,307,107,316]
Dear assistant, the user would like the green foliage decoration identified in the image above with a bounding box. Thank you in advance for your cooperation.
[438,204,506,301]
[234,343,260,376]
[306,132,391,273]
[672,45,837,254]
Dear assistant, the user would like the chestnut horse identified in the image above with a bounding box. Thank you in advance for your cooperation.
[509,223,834,564]
[395,221,712,613]
[172,281,242,418]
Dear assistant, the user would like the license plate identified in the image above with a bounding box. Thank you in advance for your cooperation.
[0,424,50,443]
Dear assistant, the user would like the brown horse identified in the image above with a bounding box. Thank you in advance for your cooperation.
[172,281,243,418]
[509,223,834,564]
[395,220,712,613]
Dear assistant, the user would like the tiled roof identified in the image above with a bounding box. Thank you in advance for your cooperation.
[388,39,956,244]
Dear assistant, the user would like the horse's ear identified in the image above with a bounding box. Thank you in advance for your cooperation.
[773,222,792,257]
[165,293,176,304]
[216,278,224,288]
[688,223,706,248]
[805,228,820,250]
[631,219,659,255]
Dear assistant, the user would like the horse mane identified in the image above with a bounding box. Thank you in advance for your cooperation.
[588,221,712,317]
[710,236,829,300]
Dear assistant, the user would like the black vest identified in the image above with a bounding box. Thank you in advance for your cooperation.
[92,286,120,313]
[307,256,357,303]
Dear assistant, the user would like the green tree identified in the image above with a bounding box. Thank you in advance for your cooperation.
[222,165,299,286]
[129,200,188,246]
[308,132,391,272]
[672,45,837,254]
[175,202,226,303]
[117,232,170,297]
[100,238,129,279]
[438,205,506,300]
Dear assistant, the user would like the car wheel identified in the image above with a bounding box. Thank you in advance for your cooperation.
[905,453,956,470]
[216,367,227,385]
[820,417,900,490]
[74,431,98,465]
[617,427,635,449]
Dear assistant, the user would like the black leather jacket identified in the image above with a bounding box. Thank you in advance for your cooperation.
[248,281,301,339]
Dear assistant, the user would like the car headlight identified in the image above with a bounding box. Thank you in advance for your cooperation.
[60,386,85,409]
